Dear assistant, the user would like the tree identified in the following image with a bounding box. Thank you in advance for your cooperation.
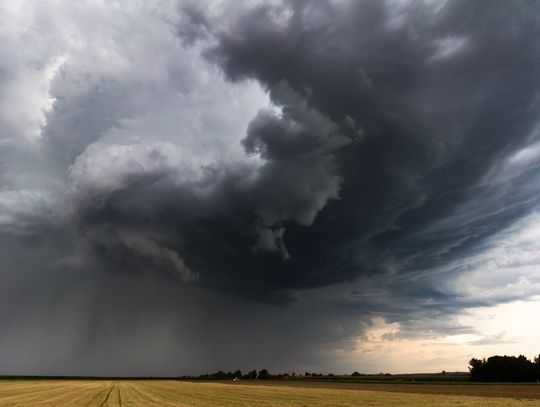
[469,355,537,382]
[213,370,226,378]
[258,369,270,380]
[468,358,485,381]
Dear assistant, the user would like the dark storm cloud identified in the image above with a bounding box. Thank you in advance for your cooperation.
[3,0,540,375]
[200,0,540,291]
[0,235,370,376]
[70,0,540,303]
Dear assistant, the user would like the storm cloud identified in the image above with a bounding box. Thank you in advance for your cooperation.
[2,0,540,375]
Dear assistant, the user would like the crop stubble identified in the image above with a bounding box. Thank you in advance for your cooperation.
[0,380,539,406]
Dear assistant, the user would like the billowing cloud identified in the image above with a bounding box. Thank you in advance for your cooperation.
[2,0,540,375]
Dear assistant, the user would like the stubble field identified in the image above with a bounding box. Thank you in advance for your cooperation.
[0,380,539,406]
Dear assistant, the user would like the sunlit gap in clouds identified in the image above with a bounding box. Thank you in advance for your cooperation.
[340,211,540,373]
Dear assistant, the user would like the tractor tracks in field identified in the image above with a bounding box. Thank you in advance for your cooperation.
[84,382,122,407]
[116,382,123,406]
[85,384,108,406]
[100,383,124,407]
[98,385,113,406]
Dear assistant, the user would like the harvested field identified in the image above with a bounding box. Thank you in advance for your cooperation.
[0,380,540,407]
[228,380,540,400]
[1,380,540,406]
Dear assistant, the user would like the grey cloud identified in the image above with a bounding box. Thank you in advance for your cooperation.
[0,235,371,375]
[175,1,211,45]
[2,0,540,375]
[28,0,540,312]
[205,0,540,285]
[468,332,515,346]
[244,81,353,228]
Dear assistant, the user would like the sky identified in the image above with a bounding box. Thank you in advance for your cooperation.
[1,0,540,376]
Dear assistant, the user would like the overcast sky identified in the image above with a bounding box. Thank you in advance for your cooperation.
[1,0,540,376]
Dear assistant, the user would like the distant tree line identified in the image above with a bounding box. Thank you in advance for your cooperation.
[186,369,401,381]
[469,355,540,382]
[192,369,347,380]
[196,369,271,380]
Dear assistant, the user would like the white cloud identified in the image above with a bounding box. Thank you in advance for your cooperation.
[0,0,270,234]
[68,142,213,194]
[439,212,540,303]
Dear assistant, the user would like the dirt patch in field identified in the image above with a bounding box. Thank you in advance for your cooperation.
[220,380,540,400]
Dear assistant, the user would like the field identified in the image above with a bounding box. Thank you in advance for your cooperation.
[0,380,540,406]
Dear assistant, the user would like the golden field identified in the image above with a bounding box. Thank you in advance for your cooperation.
[0,380,539,406]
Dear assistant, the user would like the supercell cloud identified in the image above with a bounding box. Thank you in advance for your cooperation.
[1,0,540,375]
